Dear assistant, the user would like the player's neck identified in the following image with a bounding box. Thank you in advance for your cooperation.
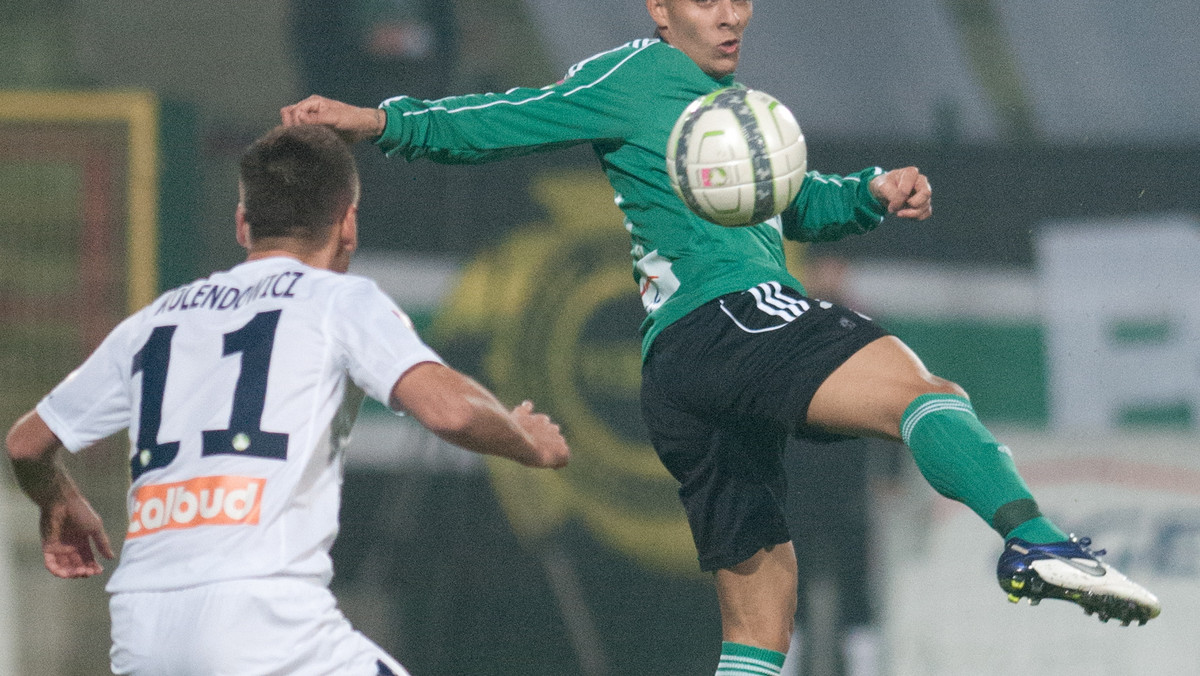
[245,248,306,264]
[245,239,348,273]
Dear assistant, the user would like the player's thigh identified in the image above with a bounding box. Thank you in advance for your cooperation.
[645,285,887,432]
[110,579,408,676]
[806,335,965,439]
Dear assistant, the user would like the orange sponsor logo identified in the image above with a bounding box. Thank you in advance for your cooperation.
[127,475,264,539]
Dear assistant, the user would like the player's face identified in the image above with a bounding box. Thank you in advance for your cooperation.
[648,0,752,78]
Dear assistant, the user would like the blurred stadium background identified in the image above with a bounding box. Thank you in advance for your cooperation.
[1,1,1198,674]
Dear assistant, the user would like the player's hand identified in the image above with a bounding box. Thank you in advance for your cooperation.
[869,166,932,220]
[511,401,570,470]
[39,491,114,579]
[280,95,387,144]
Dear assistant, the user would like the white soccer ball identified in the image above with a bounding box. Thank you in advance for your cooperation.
[666,88,807,227]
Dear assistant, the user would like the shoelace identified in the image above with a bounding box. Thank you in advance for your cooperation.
[1071,535,1106,558]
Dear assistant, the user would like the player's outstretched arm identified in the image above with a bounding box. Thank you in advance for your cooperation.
[280,95,387,144]
[5,411,115,579]
[389,362,570,469]
[869,166,933,220]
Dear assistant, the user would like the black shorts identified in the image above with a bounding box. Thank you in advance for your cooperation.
[640,282,888,571]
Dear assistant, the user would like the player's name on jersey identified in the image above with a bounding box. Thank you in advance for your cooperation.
[154,270,306,315]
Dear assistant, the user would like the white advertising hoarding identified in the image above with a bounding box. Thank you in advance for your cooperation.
[1037,216,1200,431]
[878,431,1200,676]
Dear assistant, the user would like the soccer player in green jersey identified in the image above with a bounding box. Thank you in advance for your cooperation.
[283,0,1161,672]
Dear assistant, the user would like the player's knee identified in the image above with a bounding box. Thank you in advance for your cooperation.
[919,374,968,400]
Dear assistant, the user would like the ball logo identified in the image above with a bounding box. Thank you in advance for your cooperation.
[126,475,264,538]
[700,167,727,188]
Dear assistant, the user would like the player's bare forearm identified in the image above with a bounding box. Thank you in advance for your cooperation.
[280,95,386,144]
[869,166,932,220]
[10,455,66,510]
[7,410,67,505]
[6,410,115,578]
[391,362,570,469]
[432,398,569,469]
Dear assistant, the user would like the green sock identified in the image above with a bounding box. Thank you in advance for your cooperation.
[1007,515,1067,544]
[716,641,785,676]
[901,394,1067,543]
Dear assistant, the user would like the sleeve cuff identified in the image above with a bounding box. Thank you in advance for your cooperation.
[35,399,85,453]
[859,166,887,218]
[374,104,401,155]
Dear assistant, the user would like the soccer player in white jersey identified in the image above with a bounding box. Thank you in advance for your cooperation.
[5,124,570,676]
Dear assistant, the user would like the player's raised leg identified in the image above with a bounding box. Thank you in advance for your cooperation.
[807,337,1062,540]
[807,335,1160,624]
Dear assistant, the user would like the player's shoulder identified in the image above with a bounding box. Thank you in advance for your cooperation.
[307,271,403,323]
[328,271,391,302]
[562,38,668,81]
[260,267,392,311]
[561,39,716,98]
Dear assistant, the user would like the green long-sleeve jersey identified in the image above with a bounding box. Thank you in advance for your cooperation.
[376,38,887,357]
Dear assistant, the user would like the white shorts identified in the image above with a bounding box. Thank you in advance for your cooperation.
[109,577,409,676]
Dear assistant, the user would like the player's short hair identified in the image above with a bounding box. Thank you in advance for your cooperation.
[238,124,360,244]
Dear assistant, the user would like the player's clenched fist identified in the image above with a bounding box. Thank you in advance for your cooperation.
[280,95,386,144]
[868,166,933,221]
[511,401,570,470]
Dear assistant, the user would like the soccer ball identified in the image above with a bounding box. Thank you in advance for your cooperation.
[666,88,807,227]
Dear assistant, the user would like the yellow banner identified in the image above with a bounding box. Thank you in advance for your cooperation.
[431,171,699,576]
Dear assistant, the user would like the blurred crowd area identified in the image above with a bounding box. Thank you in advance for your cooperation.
[3,0,1198,273]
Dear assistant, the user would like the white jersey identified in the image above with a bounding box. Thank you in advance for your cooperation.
[36,256,443,593]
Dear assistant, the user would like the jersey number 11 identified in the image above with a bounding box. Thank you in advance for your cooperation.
[130,310,290,481]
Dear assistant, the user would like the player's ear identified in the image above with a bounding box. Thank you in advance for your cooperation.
[235,203,251,249]
[647,0,668,28]
[338,204,358,255]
